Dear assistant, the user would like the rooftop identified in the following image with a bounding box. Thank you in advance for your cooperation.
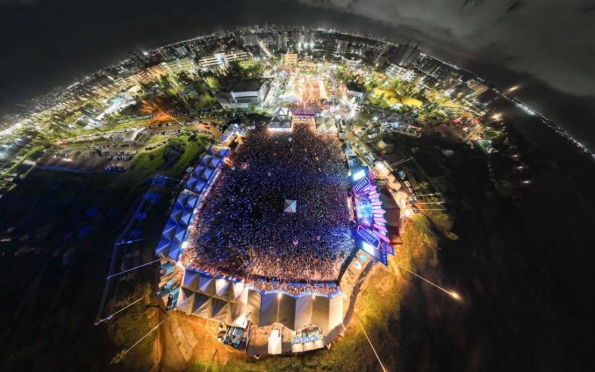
[229,79,265,93]
[346,82,365,92]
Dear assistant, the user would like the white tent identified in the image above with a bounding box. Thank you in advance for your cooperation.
[315,117,337,133]
[177,270,344,332]
[247,290,262,325]
[284,199,297,213]
[272,107,291,117]
[311,293,344,334]
[280,79,303,103]
[178,268,253,327]
[192,294,213,318]
[268,329,283,355]
[278,294,297,330]
[294,295,313,330]
[259,292,279,327]
[269,116,292,131]
[214,278,233,301]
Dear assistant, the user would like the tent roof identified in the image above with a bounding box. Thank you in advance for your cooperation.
[192,294,213,318]
[247,290,261,325]
[214,278,233,301]
[284,199,297,213]
[199,274,216,296]
[166,243,182,262]
[177,270,344,333]
[273,107,291,116]
[182,270,200,291]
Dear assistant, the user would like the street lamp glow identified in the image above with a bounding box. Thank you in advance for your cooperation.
[398,265,461,300]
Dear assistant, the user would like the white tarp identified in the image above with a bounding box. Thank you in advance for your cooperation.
[268,329,283,355]
[294,295,313,330]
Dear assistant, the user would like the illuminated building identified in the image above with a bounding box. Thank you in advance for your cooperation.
[385,64,416,82]
[466,79,489,98]
[198,50,248,69]
[216,79,269,109]
[283,51,298,67]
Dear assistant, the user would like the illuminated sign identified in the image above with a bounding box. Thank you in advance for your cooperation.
[352,177,370,194]
[357,226,380,248]
[380,242,395,256]
[352,169,366,181]
[361,242,376,256]
[361,242,388,266]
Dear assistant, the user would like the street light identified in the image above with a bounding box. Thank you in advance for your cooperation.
[398,265,461,300]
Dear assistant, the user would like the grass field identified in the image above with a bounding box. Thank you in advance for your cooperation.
[0,134,211,372]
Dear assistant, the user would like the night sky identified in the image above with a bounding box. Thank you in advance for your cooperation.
[1,0,594,148]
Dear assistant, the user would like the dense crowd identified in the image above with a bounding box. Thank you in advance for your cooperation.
[186,123,353,281]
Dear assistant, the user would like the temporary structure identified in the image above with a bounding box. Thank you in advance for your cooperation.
[177,269,344,334]
[284,199,297,213]
[268,329,283,355]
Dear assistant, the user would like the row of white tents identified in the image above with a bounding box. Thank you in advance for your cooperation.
[269,107,293,131]
[155,146,231,262]
[177,268,344,334]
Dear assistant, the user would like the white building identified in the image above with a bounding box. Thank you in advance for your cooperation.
[162,57,198,75]
[385,63,416,82]
[345,82,366,100]
[216,79,269,110]
[199,51,248,69]
[466,79,489,98]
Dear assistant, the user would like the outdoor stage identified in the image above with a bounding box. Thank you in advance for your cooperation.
[349,167,398,265]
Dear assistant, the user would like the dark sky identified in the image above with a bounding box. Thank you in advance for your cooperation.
[1,0,595,148]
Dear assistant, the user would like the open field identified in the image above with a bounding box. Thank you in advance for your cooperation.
[0,134,210,372]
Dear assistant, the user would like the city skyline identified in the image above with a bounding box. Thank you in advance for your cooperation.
[1,0,595,149]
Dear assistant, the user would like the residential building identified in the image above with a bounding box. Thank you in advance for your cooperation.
[418,57,447,79]
[385,64,416,82]
[342,53,361,69]
[466,79,489,98]
[198,51,248,69]
[389,42,420,67]
[284,52,298,67]
[162,57,198,76]
[128,52,148,68]
[147,64,168,79]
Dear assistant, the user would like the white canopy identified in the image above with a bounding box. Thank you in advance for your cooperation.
[268,329,283,355]
[284,199,297,213]
[178,269,344,332]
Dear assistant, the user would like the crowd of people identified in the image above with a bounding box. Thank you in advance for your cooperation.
[185,123,353,282]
